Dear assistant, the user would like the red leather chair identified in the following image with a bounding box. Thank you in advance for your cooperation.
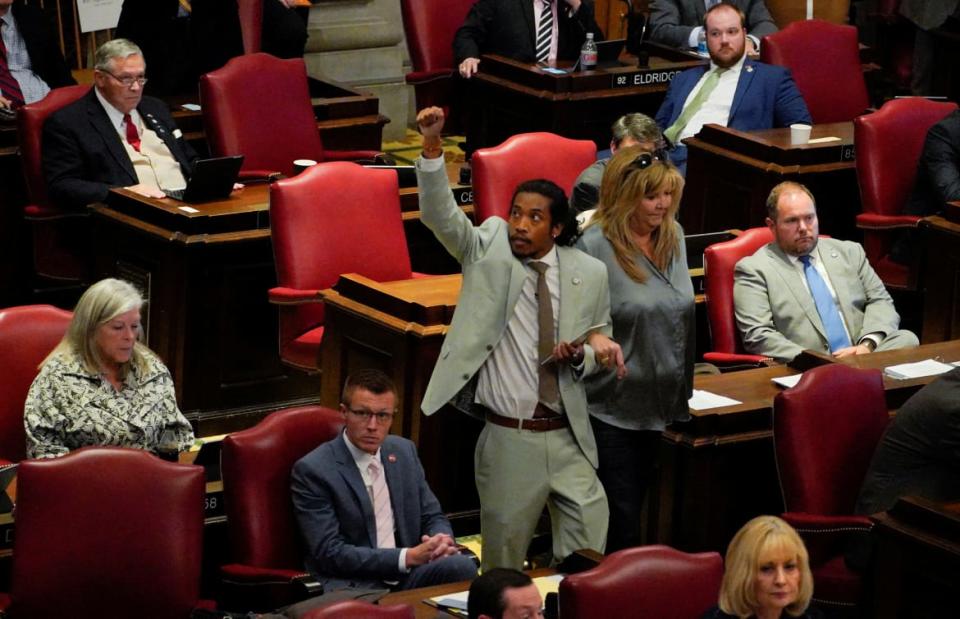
[854,97,958,289]
[16,84,92,282]
[237,0,264,53]
[268,162,420,371]
[760,19,869,124]
[400,0,475,129]
[702,227,774,367]
[559,545,723,619]
[472,133,597,222]
[773,364,889,612]
[0,304,72,464]
[219,405,345,611]
[2,447,207,619]
[199,53,380,179]
[302,600,415,619]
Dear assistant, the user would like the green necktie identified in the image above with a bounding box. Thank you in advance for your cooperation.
[664,67,727,144]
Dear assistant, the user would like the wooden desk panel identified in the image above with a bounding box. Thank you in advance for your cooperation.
[920,214,960,343]
[473,46,707,150]
[682,123,859,238]
[871,497,960,618]
[656,341,960,553]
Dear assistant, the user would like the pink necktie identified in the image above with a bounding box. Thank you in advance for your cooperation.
[368,459,396,549]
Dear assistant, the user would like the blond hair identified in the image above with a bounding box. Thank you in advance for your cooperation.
[45,278,151,379]
[719,516,814,618]
[588,145,684,283]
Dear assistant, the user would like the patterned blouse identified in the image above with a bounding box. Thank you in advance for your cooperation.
[24,350,194,459]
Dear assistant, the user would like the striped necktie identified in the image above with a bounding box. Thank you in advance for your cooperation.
[536,0,554,63]
[0,21,25,109]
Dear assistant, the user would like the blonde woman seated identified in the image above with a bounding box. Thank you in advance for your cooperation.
[703,516,823,619]
[25,278,194,459]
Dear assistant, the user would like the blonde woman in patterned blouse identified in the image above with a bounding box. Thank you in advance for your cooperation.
[24,278,194,459]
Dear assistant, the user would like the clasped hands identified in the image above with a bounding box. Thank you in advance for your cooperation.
[406,532,459,568]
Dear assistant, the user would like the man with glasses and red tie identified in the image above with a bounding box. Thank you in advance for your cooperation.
[42,38,198,210]
[291,369,478,592]
[0,0,74,114]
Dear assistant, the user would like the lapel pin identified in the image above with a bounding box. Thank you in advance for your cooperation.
[746,65,754,73]
[387,454,397,463]
[831,251,839,258]
[572,277,582,285]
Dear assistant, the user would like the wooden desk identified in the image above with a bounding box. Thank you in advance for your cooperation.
[0,81,386,307]
[920,213,960,343]
[473,44,706,150]
[379,568,556,619]
[656,340,960,553]
[682,122,859,238]
[871,496,960,619]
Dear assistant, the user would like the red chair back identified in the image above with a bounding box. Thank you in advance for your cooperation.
[703,227,773,357]
[10,447,205,618]
[0,304,72,463]
[401,0,473,79]
[855,97,957,219]
[774,364,889,515]
[17,85,90,206]
[559,545,723,619]
[760,20,868,124]
[302,600,416,618]
[222,405,345,570]
[200,53,324,177]
[237,0,264,54]
[472,133,597,222]
[269,162,414,369]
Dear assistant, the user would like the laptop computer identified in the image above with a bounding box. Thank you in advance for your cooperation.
[163,155,244,203]
[571,38,627,72]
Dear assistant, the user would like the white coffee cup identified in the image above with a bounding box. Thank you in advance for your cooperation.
[293,158,318,175]
[790,124,812,145]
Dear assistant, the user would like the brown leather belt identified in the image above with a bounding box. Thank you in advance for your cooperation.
[481,405,568,432]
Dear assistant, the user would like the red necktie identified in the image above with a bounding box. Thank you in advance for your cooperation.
[0,22,25,109]
[123,113,141,152]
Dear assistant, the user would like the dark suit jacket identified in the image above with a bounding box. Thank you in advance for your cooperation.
[291,434,453,589]
[42,90,198,210]
[11,1,75,90]
[649,0,778,48]
[906,109,960,216]
[453,0,601,64]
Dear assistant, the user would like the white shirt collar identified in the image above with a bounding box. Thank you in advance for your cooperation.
[342,430,381,467]
[709,52,747,76]
[94,86,140,133]
[525,244,559,269]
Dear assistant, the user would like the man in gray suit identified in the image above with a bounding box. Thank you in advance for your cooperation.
[291,370,477,590]
[416,106,625,571]
[650,0,777,53]
[734,181,918,363]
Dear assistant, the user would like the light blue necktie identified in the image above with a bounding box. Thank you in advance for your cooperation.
[799,255,851,352]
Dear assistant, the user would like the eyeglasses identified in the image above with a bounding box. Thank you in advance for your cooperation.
[627,151,665,171]
[101,70,148,89]
[346,408,395,425]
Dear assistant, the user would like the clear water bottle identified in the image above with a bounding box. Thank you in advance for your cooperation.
[580,33,598,70]
[697,29,708,56]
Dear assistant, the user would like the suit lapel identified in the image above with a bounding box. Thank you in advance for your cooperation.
[85,93,137,184]
[818,240,857,337]
[505,258,529,322]
[333,435,378,548]
[556,248,581,341]
[139,102,187,173]
[521,0,536,52]
[729,59,756,122]
[766,244,828,341]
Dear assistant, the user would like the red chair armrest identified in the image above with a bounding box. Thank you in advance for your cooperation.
[23,203,89,220]
[268,287,323,305]
[220,564,321,611]
[0,593,10,612]
[321,150,385,163]
[221,563,310,583]
[406,69,454,85]
[703,351,772,367]
[855,213,922,229]
[782,512,873,567]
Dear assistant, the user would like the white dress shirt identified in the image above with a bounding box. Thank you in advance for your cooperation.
[0,11,50,104]
[676,52,746,142]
